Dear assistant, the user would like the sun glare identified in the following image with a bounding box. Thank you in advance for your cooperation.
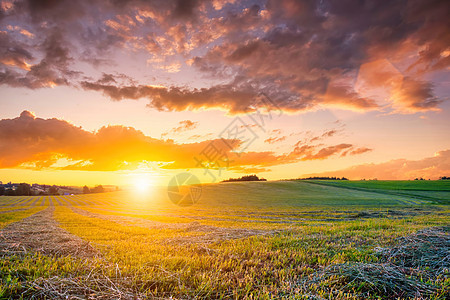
[132,174,155,194]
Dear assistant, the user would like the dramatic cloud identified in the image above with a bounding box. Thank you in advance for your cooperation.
[0,111,371,172]
[304,150,450,180]
[0,0,446,114]
[0,110,232,171]
[355,59,443,112]
[390,78,441,112]
[80,80,262,113]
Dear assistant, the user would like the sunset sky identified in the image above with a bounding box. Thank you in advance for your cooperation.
[0,0,449,186]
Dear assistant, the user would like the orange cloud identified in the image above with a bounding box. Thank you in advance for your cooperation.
[264,136,287,144]
[355,59,442,113]
[0,111,371,172]
[304,150,450,180]
[322,84,379,111]
[301,144,353,160]
[390,77,441,113]
[173,120,198,133]
[345,147,372,156]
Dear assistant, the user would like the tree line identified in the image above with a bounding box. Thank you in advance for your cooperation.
[82,185,105,194]
[222,175,267,182]
[0,183,59,196]
[296,176,349,180]
[0,183,112,196]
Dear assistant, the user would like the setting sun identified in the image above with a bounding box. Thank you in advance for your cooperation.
[131,173,156,194]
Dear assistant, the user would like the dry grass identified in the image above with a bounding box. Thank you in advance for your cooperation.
[0,207,98,258]
[0,184,448,299]
[71,206,278,245]
[303,226,449,299]
[21,273,144,299]
[377,226,449,277]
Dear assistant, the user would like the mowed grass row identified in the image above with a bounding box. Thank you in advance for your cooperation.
[69,180,449,230]
[0,207,45,229]
[198,181,436,207]
[0,179,444,231]
[0,193,122,207]
[51,205,449,299]
[78,204,450,231]
[303,180,450,204]
[0,181,448,231]
[313,180,450,191]
[1,180,448,209]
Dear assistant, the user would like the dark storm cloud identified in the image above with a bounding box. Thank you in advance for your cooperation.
[0,0,448,113]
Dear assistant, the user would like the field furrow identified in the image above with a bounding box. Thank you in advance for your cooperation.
[0,206,98,257]
[15,197,34,206]
[0,206,46,229]
[66,206,277,245]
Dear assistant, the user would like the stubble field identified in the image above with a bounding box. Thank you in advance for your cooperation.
[0,180,449,299]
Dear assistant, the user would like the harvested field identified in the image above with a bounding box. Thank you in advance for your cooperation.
[0,180,448,299]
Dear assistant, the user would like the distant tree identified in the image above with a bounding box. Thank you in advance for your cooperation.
[83,185,90,194]
[222,175,267,182]
[296,176,348,181]
[0,186,4,196]
[439,176,450,180]
[5,189,15,196]
[92,185,104,193]
[15,183,31,196]
[48,186,59,195]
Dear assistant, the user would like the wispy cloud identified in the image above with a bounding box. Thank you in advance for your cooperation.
[303,150,450,180]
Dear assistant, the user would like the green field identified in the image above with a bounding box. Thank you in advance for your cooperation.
[0,181,448,299]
